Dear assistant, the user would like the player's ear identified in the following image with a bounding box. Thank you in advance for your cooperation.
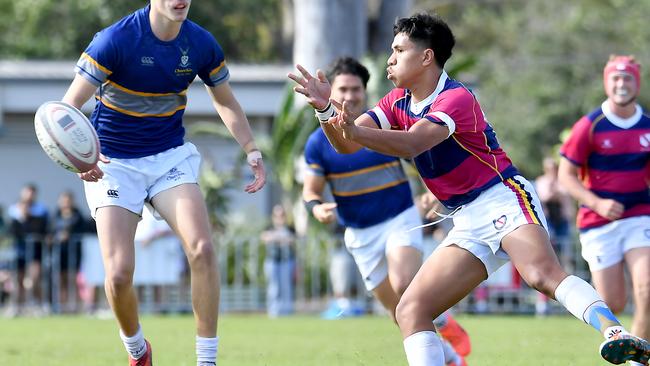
[423,48,435,67]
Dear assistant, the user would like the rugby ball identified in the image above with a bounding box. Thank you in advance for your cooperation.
[34,101,100,173]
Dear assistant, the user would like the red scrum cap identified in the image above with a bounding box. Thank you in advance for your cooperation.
[603,54,641,92]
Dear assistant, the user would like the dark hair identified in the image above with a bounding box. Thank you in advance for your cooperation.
[393,13,455,68]
[325,57,370,88]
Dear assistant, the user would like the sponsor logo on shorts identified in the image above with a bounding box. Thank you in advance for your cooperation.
[644,229,650,239]
[166,167,185,181]
[106,189,119,198]
[493,215,507,230]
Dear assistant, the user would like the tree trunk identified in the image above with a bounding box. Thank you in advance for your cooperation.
[293,0,368,73]
[369,0,413,55]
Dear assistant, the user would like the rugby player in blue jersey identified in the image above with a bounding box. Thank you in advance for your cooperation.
[62,1,265,365]
[301,57,469,366]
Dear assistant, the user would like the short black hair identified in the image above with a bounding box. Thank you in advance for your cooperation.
[393,13,455,68]
[325,57,370,88]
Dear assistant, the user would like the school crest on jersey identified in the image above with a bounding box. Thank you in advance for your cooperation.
[175,47,193,76]
[639,133,650,149]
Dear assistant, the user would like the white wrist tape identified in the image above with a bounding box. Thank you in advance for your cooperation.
[247,150,262,165]
[314,102,337,122]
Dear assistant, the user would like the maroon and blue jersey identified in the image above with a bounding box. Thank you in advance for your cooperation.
[75,5,229,158]
[304,128,414,229]
[366,71,519,209]
[560,102,650,230]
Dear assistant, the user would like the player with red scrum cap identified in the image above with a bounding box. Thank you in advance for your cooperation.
[559,55,650,366]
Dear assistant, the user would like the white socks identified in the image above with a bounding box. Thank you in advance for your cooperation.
[403,331,445,366]
[440,338,462,365]
[197,335,219,365]
[119,326,147,360]
[554,275,622,336]
[554,275,606,322]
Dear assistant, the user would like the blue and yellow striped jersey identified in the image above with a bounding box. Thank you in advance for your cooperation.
[75,5,229,158]
[304,128,414,229]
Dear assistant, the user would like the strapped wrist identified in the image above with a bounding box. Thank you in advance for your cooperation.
[247,150,262,165]
[315,102,337,123]
[303,199,323,216]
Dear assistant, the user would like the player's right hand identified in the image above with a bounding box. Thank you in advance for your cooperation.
[288,64,331,110]
[313,202,338,224]
[78,154,110,182]
[593,198,624,221]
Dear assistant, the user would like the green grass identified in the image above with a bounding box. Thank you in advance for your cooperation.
[0,313,624,365]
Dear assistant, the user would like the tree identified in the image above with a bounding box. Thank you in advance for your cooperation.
[417,0,650,176]
[0,0,283,62]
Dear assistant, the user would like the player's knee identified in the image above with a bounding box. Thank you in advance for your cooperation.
[186,238,215,270]
[392,276,412,297]
[395,297,425,330]
[105,268,133,292]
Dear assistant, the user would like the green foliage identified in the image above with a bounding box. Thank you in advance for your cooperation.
[418,0,650,177]
[0,0,282,61]
[265,85,317,199]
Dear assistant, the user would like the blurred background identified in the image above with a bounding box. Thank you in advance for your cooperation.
[0,0,647,318]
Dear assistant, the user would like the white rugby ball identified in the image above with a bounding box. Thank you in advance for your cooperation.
[34,101,100,173]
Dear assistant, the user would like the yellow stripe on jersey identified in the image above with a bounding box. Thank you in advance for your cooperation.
[209,61,226,77]
[326,161,401,179]
[96,96,186,118]
[451,135,503,179]
[332,179,408,197]
[81,53,112,75]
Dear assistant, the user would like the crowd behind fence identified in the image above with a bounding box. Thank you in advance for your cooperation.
[0,225,612,318]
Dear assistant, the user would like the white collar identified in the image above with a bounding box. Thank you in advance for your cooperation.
[601,101,642,129]
[410,70,449,115]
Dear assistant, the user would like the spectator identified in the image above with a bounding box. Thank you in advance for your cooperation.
[260,204,296,317]
[133,208,184,314]
[50,190,86,313]
[7,183,49,316]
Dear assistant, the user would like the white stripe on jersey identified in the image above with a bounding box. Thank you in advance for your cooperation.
[430,111,456,137]
[372,106,392,130]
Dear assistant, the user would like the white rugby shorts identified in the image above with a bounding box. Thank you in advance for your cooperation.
[344,205,424,291]
[439,175,549,275]
[83,142,201,218]
[579,215,650,271]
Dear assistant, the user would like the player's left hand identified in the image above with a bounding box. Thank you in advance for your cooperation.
[245,154,266,193]
[330,99,357,139]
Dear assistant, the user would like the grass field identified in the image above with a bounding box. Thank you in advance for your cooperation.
[0,313,624,365]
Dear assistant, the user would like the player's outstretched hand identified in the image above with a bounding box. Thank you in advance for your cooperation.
[78,154,110,182]
[245,155,266,193]
[330,99,357,139]
[287,64,331,110]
